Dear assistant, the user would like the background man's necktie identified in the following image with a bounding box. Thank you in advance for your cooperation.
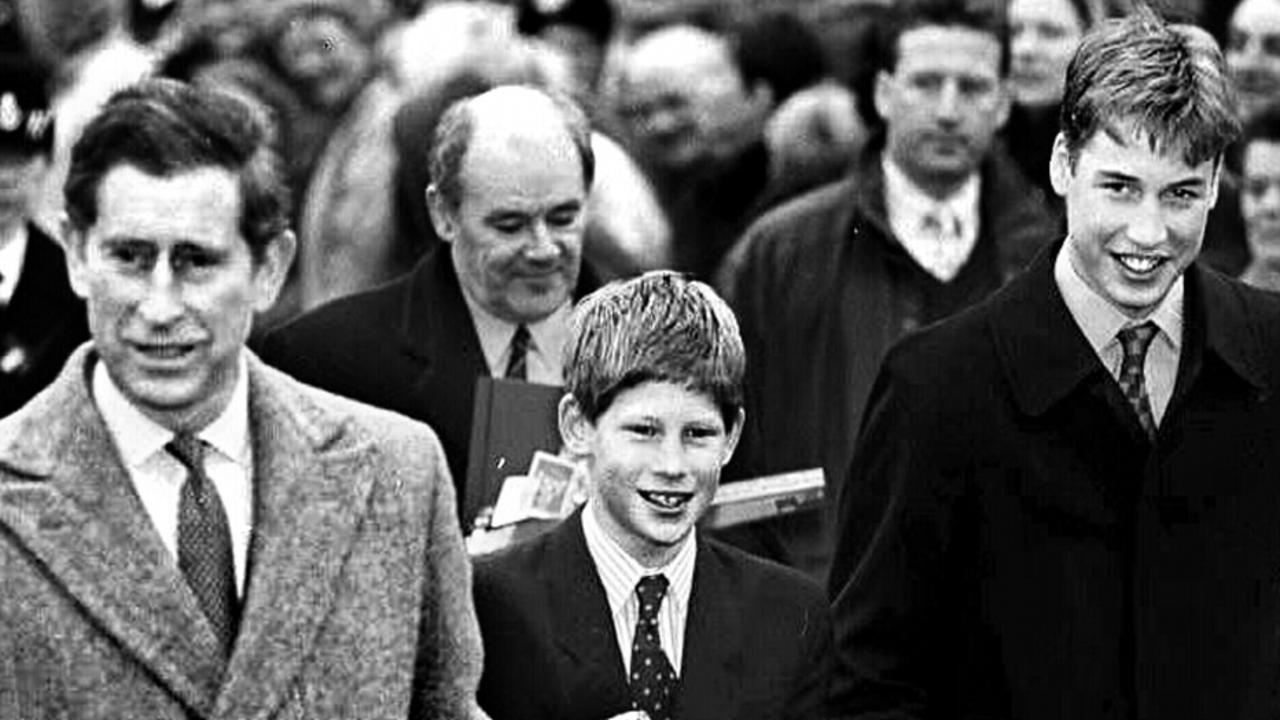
[1117,322,1159,440]
[630,574,676,720]
[167,432,239,658]
[505,324,530,381]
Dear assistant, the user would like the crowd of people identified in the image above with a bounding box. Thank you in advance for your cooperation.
[3,0,1280,718]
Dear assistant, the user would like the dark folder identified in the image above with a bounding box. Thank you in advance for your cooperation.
[464,377,564,529]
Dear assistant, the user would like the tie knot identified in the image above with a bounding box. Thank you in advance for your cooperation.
[1117,322,1158,362]
[166,432,206,472]
[922,207,960,239]
[512,324,531,353]
[636,574,669,616]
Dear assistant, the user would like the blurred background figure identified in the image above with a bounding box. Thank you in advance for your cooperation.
[1003,0,1091,212]
[737,9,865,206]
[721,0,1056,580]
[1238,101,1280,291]
[515,0,615,111]
[16,0,156,237]
[1225,0,1280,124]
[607,17,852,281]
[0,53,86,417]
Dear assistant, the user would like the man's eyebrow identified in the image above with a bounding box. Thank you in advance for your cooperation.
[1093,169,1141,182]
[1166,176,1209,189]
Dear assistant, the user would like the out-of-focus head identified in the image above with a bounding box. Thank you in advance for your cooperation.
[732,10,829,106]
[0,53,55,229]
[1226,0,1280,122]
[267,0,387,111]
[1241,101,1280,267]
[873,0,1011,197]
[427,85,592,325]
[613,23,772,173]
[516,0,615,95]
[1050,10,1238,319]
[62,79,295,432]
[1009,0,1092,108]
[559,271,745,567]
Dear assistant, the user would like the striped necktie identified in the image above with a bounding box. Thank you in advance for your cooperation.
[505,324,530,381]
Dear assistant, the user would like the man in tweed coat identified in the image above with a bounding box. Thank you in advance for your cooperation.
[0,79,487,720]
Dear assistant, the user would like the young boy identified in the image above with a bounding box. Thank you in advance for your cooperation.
[473,271,832,720]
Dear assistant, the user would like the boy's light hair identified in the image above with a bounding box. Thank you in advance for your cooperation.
[564,271,745,428]
[1059,4,1240,167]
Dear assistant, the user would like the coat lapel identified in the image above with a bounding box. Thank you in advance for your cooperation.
[989,238,1111,419]
[214,356,378,718]
[0,346,226,716]
[547,514,633,717]
[676,540,742,720]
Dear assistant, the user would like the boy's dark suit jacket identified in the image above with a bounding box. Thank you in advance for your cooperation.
[829,238,1280,720]
[473,511,833,720]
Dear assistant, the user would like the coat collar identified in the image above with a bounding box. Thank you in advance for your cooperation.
[676,540,742,720]
[397,247,486,366]
[846,140,1054,282]
[544,512,634,715]
[0,345,381,719]
[991,239,1272,418]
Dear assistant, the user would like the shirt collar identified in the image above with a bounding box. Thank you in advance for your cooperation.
[882,156,981,232]
[92,351,252,468]
[0,225,29,306]
[1053,238,1184,356]
[581,500,697,618]
[461,290,573,376]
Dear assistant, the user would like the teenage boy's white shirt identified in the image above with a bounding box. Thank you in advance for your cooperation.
[581,499,696,675]
[92,352,254,593]
[1054,238,1183,424]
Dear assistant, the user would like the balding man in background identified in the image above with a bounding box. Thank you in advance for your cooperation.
[609,23,777,280]
[259,85,596,519]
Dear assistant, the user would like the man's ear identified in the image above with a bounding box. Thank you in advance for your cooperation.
[1207,156,1223,210]
[559,393,595,458]
[1049,132,1072,198]
[721,407,745,468]
[991,81,1012,133]
[872,70,893,124]
[425,184,458,244]
[60,214,90,300]
[252,229,297,312]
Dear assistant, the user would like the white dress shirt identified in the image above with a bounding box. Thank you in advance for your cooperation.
[0,224,29,306]
[883,157,981,282]
[1054,239,1183,424]
[462,293,572,386]
[92,353,254,594]
[581,500,696,675]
